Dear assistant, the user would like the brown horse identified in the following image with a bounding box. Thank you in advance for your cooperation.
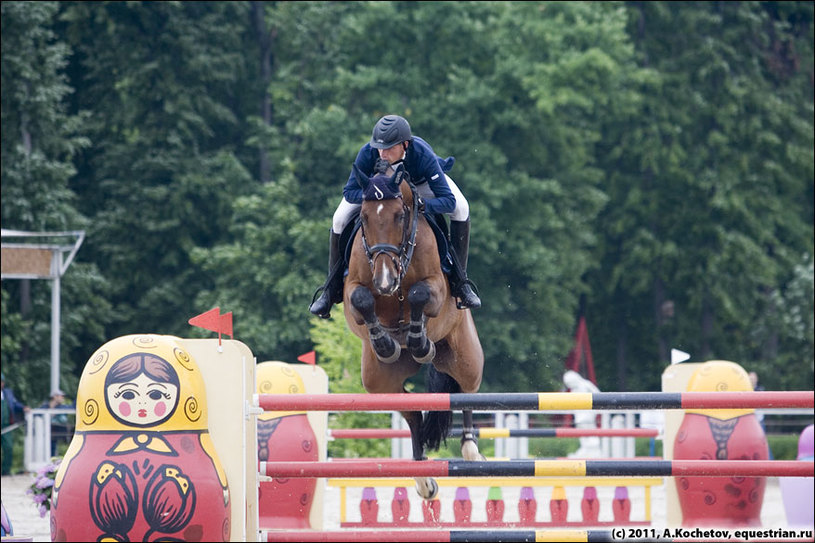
[343,164,485,499]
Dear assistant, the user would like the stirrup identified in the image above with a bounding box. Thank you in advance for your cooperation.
[309,285,335,318]
[455,279,481,310]
[310,284,327,305]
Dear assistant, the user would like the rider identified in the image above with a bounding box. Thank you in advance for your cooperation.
[309,114,481,318]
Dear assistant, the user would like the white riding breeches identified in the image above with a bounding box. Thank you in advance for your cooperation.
[332,174,469,234]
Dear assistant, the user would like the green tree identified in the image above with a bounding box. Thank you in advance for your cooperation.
[1,1,105,403]
[587,1,814,391]
[3,1,811,403]
[57,1,257,344]
[190,171,323,361]
[459,2,639,391]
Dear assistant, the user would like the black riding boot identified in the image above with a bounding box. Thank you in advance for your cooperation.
[449,219,481,310]
[309,231,344,318]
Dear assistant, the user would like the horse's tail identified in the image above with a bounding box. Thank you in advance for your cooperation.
[420,365,460,451]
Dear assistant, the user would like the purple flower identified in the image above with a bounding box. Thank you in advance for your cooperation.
[28,457,62,516]
[36,477,54,489]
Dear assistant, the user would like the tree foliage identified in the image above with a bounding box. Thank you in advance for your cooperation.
[1,1,812,409]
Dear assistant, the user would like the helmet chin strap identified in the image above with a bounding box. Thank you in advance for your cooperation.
[385,151,406,174]
[395,143,408,162]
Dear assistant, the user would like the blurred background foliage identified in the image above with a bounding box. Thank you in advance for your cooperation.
[1,2,812,414]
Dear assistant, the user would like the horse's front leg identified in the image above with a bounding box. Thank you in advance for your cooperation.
[401,409,439,500]
[406,281,436,364]
[350,286,401,363]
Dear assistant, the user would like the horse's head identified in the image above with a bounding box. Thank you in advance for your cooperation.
[352,163,415,296]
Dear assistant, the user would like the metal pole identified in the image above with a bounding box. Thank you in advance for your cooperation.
[51,252,61,395]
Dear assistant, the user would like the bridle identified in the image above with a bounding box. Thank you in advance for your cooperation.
[360,177,421,292]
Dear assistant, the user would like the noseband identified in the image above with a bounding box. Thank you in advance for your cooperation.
[360,181,421,288]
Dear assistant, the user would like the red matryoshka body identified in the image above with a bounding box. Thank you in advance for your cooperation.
[674,360,768,527]
[51,432,229,541]
[51,335,230,542]
[256,362,318,529]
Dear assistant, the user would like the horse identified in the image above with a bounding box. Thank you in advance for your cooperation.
[342,163,485,500]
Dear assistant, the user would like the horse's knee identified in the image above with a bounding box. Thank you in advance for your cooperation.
[350,286,375,320]
[408,282,431,307]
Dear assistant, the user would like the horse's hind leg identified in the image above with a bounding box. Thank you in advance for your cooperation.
[350,286,401,363]
[406,282,435,364]
[460,409,486,461]
[401,409,439,500]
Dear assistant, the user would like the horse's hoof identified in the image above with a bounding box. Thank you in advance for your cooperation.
[415,477,439,500]
[461,438,484,461]
[412,340,435,364]
[376,341,401,363]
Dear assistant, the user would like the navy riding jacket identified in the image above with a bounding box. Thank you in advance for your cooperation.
[342,136,456,216]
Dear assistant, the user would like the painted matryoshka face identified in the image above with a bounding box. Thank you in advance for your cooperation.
[106,372,179,427]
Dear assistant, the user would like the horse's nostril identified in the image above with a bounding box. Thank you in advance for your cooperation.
[373,261,398,294]
[375,275,396,295]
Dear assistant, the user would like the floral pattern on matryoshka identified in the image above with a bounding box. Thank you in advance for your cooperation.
[51,335,230,543]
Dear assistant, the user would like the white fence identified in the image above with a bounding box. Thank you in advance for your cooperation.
[24,407,75,472]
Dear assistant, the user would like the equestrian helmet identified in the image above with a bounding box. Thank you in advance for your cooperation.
[370,115,412,149]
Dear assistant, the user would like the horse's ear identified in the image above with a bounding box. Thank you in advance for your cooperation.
[391,163,405,186]
[352,163,369,190]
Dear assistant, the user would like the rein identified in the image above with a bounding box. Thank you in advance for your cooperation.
[360,178,421,290]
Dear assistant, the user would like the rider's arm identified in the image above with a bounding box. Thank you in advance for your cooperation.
[343,144,378,204]
[411,138,456,215]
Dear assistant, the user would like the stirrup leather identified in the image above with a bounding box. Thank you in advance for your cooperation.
[310,283,333,306]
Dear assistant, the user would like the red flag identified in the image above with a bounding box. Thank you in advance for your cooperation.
[189,307,234,345]
[188,307,221,333]
[297,351,316,365]
[220,311,233,338]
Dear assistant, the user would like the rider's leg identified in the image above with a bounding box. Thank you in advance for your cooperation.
[414,176,481,309]
[309,199,359,318]
[445,176,481,310]
[449,218,481,309]
[308,229,343,318]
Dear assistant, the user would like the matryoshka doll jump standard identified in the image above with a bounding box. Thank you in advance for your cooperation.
[50,335,230,542]
[256,361,319,529]
[673,360,768,527]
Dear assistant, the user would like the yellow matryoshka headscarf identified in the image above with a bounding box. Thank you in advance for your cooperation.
[75,334,209,432]
[684,360,755,420]
[256,361,308,419]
